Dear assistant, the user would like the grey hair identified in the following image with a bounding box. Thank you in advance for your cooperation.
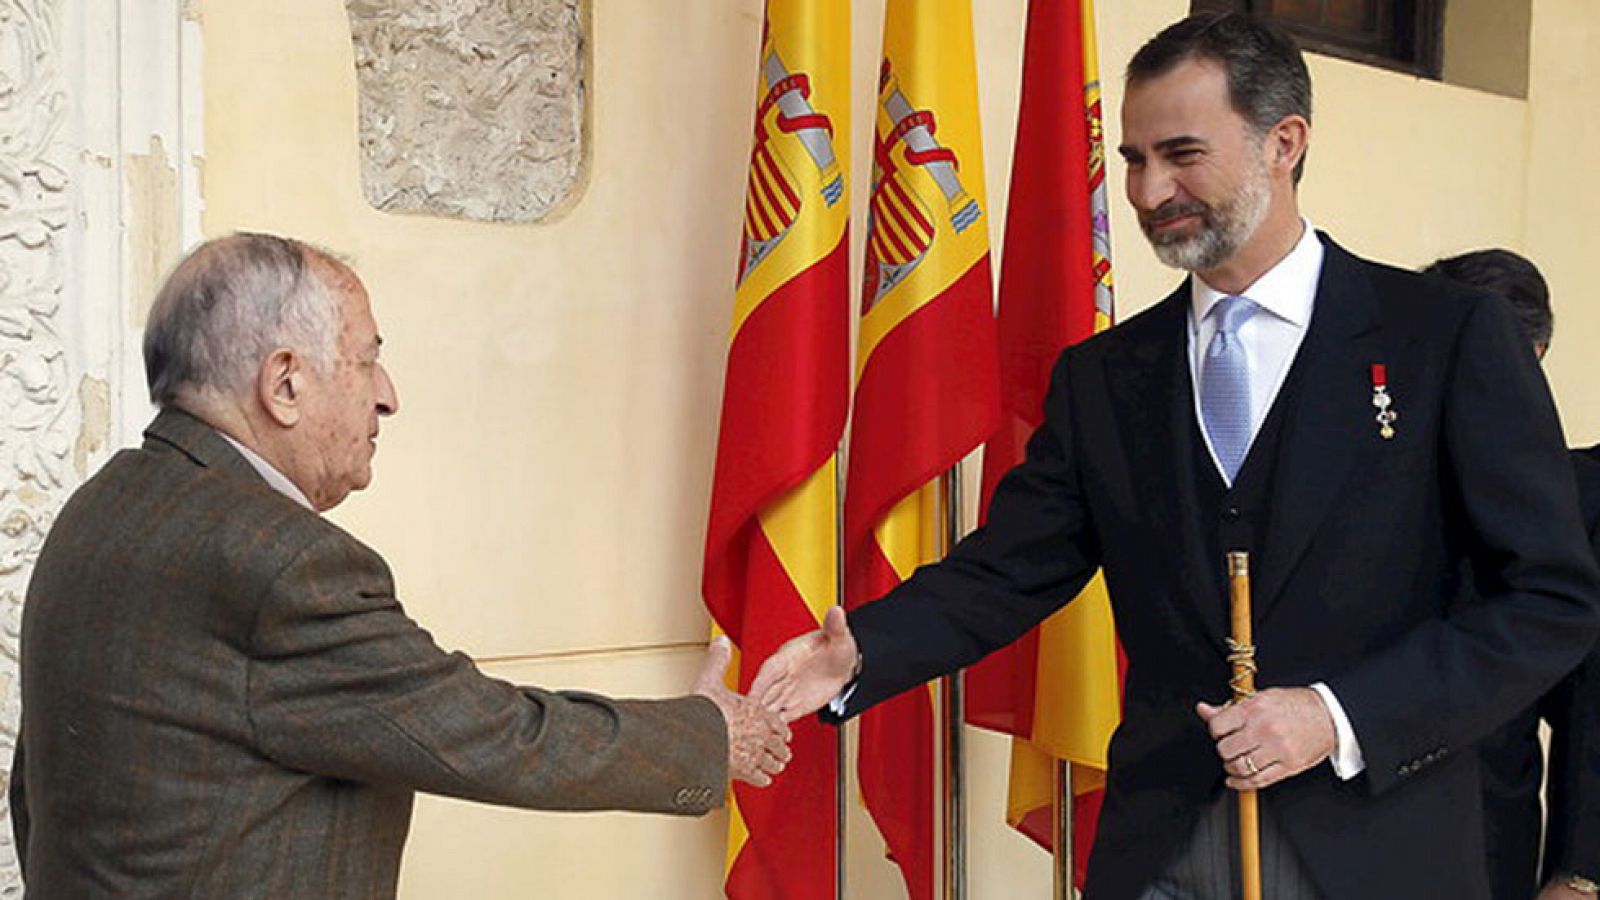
[143,232,345,407]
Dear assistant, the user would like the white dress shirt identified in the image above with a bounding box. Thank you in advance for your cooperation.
[219,432,314,511]
[1186,219,1364,780]
[1187,220,1321,487]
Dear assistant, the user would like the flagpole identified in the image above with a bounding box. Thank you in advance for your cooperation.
[943,465,967,900]
[835,449,847,900]
[1053,760,1075,900]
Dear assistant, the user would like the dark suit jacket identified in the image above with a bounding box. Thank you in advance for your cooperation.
[10,409,726,898]
[1478,445,1600,896]
[829,236,1600,899]
[1544,446,1600,886]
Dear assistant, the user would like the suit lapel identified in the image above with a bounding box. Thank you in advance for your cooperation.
[1107,285,1230,645]
[1253,237,1385,622]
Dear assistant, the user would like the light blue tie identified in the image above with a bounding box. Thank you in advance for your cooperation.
[1200,296,1260,482]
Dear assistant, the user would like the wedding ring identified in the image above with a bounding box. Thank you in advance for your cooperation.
[1244,754,1260,776]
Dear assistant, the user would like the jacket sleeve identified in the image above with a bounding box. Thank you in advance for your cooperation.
[835,348,1101,718]
[8,734,26,874]
[245,531,728,815]
[1542,648,1600,881]
[1327,295,1600,795]
[1542,453,1600,881]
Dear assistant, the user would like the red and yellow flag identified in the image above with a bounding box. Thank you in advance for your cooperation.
[962,0,1120,887]
[702,3,850,897]
[846,1,999,896]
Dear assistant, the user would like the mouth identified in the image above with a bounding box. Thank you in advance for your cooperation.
[1141,200,1209,237]
[1144,212,1202,236]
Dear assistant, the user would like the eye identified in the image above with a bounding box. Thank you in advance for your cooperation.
[1169,148,1203,164]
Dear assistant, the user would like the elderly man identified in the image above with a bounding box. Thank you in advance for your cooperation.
[9,233,789,897]
[754,13,1600,900]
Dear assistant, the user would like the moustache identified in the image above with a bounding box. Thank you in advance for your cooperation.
[1141,201,1210,230]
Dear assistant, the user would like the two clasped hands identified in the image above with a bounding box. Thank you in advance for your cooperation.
[706,607,1335,790]
[691,610,859,788]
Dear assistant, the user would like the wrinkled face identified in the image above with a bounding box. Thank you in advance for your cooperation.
[297,266,398,511]
[1119,58,1275,273]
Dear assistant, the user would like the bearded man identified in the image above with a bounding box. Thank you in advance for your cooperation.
[752,13,1600,900]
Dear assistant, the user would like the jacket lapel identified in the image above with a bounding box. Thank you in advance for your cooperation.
[1253,237,1385,622]
[1107,284,1230,645]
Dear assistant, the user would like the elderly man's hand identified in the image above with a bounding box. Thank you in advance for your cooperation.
[1196,686,1336,790]
[694,637,793,787]
[750,607,859,724]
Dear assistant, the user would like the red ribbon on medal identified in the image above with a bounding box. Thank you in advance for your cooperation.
[1371,363,1397,439]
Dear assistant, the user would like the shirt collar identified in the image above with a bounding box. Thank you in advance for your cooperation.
[1190,218,1324,329]
[218,431,315,511]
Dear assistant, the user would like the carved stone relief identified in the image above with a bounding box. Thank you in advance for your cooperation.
[345,0,586,223]
[0,0,76,893]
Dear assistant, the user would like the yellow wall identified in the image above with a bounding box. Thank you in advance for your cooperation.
[1526,0,1600,444]
[198,0,1600,897]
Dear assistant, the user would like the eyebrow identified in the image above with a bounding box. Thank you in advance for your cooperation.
[1118,134,1208,160]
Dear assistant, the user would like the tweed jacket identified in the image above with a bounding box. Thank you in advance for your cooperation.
[10,409,726,898]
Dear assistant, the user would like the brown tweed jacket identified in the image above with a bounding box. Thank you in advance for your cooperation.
[10,409,726,898]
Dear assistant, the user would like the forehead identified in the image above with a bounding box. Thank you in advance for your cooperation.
[311,257,377,345]
[1120,58,1245,148]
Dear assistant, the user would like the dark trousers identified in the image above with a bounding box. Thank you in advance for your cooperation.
[1132,795,1323,900]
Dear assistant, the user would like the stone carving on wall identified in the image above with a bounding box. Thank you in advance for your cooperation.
[0,0,76,893]
[345,0,586,223]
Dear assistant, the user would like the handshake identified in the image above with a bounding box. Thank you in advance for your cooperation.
[691,608,859,787]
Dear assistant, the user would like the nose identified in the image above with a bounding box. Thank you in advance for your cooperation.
[1127,163,1177,214]
[375,362,399,417]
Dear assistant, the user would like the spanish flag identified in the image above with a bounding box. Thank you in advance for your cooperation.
[702,3,849,897]
[962,0,1120,888]
[846,1,999,896]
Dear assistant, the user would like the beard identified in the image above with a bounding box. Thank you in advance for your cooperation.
[1140,155,1272,273]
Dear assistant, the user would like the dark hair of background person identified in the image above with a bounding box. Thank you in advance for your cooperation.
[1423,248,1553,352]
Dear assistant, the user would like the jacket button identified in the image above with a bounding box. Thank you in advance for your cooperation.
[1223,506,1242,522]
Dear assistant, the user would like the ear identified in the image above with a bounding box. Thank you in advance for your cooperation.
[1268,114,1310,178]
[257,348,303,427]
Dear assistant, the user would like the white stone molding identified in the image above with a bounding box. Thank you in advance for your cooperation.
[0,4,81,889]
[0,0,199,891]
